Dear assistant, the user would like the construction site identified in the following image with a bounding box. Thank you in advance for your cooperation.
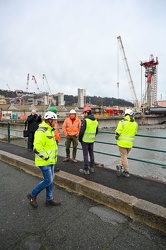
[1,36,166,118]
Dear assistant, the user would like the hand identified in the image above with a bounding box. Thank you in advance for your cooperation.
[115,133,119,140]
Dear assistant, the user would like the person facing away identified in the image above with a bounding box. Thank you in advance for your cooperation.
[25,110,42,151]
[48,107,61,144]
[115,109,138,178]
[79,107,98,175]
[27,111,61,208]
[62,109,81,163]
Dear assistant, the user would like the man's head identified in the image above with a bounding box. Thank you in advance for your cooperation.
[82,107,92,117]
[124,109,133,116]
[69,109,76,119]
[31,110,36,115]
[44,111,57,127]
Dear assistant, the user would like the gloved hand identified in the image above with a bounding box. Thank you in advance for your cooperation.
[115,133,119,140]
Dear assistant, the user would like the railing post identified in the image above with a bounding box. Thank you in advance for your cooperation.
[7,123,10,143]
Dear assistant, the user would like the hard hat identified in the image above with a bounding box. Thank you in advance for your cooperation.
[48,107,57,114]
[125,109,133,116]
[69,109,76,114]
[44,111,57,120]
[31,110,36,113]
[82,107,92,114]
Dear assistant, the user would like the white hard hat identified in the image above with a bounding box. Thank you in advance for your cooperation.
[31,110,36,113]
[125,109,133,116]
[44,111,57,120]
[69,109,76,114]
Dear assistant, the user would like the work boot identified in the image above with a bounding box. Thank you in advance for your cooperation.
[89,167,95,173]
[45,199,61,206]
[72,159,77,163]
[79,169,90,175]
[116,165,123,177]
[122,171,130,178]
[27,193,38,208]
[63,157,70,162]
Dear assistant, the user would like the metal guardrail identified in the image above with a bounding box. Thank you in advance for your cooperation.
[0,122,166,167]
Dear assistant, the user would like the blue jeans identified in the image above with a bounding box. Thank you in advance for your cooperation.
[31,165,54,200]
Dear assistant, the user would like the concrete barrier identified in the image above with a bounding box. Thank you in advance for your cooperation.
[0,150,165,234]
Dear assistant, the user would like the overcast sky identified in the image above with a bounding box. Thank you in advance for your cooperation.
[0,0,166,104]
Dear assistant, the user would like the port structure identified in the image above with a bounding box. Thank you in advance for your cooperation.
[140,54,159,107]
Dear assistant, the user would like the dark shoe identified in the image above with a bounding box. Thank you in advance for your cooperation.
[122,171,130,178]
[116,165,123,177]
[28,148,33,152]
[89,167,95,173]
[54,168,60,172]
[63,157,70,162]
[45,199,61,206]
[27,193,38,208]
[79,169,90,175]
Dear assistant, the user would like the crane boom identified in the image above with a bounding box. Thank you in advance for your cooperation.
[42,74,52,95]
[32,75,40,91]
[117,36,139,110]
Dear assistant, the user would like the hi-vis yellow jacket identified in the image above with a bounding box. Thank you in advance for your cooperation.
[115,115,138,148]
[33,121,58,166]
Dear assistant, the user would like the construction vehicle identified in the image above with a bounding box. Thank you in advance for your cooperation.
[117,36,139,111]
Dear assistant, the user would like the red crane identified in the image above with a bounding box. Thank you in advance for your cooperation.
[32,75,40,92]
[140,54,159,107]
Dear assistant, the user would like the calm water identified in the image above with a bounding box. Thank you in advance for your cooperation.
[11,125,166,183]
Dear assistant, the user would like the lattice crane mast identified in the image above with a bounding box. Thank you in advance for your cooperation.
[42,74,52,95]
[117,36,139,110]
[26,73,29,93]
[32,75,40,92]
[140,54,158,107]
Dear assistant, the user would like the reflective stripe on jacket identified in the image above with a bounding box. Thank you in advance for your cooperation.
[34,121,58,166]
[115,115,138,148]
[62,116,81,137]
[82,118,98,143]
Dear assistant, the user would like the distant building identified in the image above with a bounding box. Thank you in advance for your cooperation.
[58,92,65,106]
[78,88,85,108]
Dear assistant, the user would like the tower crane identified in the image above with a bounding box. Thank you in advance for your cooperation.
[140,54,159,107]
[117,36,139,111]
[42,74,52,95]
[26,73,29,93]
[32,75,40,92]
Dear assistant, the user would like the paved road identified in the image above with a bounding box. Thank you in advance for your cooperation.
[0,160,166,250]
[0,141,165,207]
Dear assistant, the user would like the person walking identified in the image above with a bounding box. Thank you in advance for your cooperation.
[27,111,61,208]
[79,107,98,175]
[48,107,61,144]
[115,109,138,178]
[25,110,42,151]
[62,109,81,163]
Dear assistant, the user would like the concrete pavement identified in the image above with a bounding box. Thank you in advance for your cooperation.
[0,141,166,235]
[1,160,166,250]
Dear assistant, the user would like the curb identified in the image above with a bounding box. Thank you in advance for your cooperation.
[0,150,165,234]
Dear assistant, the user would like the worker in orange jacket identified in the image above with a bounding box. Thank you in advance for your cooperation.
[48,107,61,144]
[62,109,81,163]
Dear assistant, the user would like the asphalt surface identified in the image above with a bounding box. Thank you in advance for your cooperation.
[1,158,166,249]
[0,141,165,208]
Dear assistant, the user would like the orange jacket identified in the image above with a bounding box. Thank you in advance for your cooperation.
[53,122,61,143]
[62,116,81,137]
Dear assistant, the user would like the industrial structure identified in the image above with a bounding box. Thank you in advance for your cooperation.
[117,36,139,111]
[140,54,159,107]
[78,88,86,108]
